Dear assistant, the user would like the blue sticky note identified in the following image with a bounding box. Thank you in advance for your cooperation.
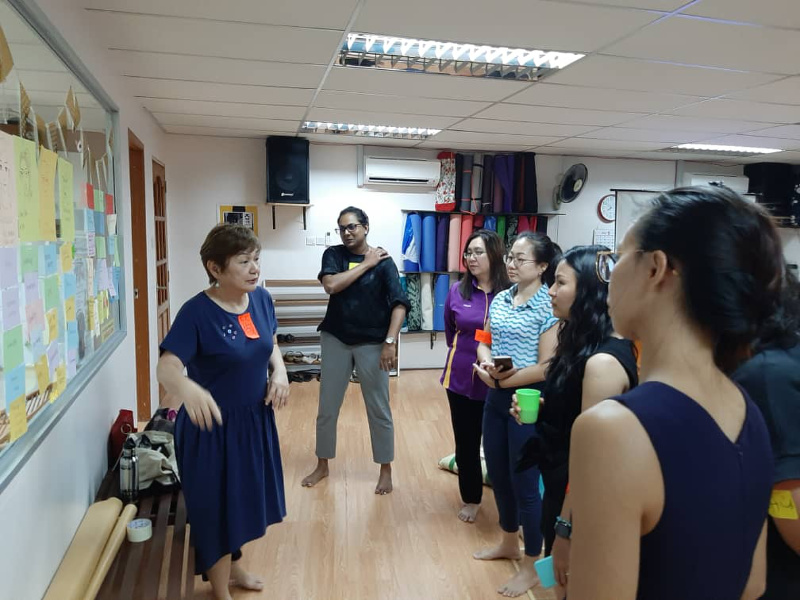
[63,272,76,299]
[67,321,79,350]
[108,235,116,256]
[534,556,556,589]
[5,364,25,403]
[43,244,58,276]
[112,267,120,294]
[94,210,105,236]
[85,209,95,233]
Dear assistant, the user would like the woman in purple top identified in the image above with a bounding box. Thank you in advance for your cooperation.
[441,230,511,523]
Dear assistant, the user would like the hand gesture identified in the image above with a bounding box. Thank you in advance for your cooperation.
[182,383,223,431]
[266,370,290,409]
[509,394,545,424]
[364,246,390,268]
[380,343,397,372]
[483,360,517,380]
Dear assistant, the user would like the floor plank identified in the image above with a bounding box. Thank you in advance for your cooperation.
[189,370,555,600]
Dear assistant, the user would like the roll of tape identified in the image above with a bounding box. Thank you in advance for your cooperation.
[126,518,152,543]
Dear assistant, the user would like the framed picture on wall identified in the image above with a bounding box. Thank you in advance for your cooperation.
[218,205,259,235]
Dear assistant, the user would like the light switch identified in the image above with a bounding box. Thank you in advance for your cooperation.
[315,236,325,246]
[305,236,315,246]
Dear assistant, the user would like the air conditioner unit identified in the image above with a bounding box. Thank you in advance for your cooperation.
[360,154,440,187]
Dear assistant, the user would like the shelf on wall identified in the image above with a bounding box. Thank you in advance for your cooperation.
[268,203,314,230]
[401,209,564,217]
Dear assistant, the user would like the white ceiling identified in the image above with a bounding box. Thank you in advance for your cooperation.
[63,0,800,162]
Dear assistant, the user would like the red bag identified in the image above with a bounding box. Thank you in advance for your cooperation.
[108,409,136,468]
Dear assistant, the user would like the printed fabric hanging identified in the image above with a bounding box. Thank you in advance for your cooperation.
[435,151,456,212]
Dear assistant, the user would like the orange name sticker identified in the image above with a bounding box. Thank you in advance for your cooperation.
[475,329,492,344]
[237,313,260,339]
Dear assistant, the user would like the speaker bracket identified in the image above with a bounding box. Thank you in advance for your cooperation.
[270,203,311,230]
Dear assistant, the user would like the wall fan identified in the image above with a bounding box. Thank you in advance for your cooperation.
[553,163,589,208]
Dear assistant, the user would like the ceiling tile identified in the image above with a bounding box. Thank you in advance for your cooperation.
[474,104,641,126]
[578,127,709,144]
[109,50,325,88]
[625,150,718,161]
[670,99,800,124]
[505,83,699,113]
[84,0,359,29]
[695,134,800,150]
[603,16,800,75]
[303,134,421,147]
[725,76,800,105]
[154,113,299,132]
[740,150,800,163]
[306,108,459,130]
[354,0,658,52]
[546,138,668,151]
[314,90,491,118]
[744,124,800,139]
[128,78,314,105]
[163,125,272,138]
[683,0,800,30]
[324,67,526,102]
[451,119,597,137]
[141,99,306,120]
[548,55,782,96]
[418,141,536,152]
[620,114,767,134]
[433,131,563,146]
[86,12,340,64]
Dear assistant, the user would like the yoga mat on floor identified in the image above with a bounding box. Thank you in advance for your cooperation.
[433,274,450,331]
[497,216,507,244]
[84,503,138,600]
[421,213,436,272]
[459,214,474,273]
[402,212,421,272]
[459,154,474,212]
[406,274,422,331]
[484,215,497,232]
[447,214,462,272]
[435,214,449,272]
[44,498,123,600]
[400,275,408,331]
[482,154,495,213]
[421,273,434,330]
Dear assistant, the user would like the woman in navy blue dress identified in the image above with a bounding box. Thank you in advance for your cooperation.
[157,224,289,600]
[564,187,783,600]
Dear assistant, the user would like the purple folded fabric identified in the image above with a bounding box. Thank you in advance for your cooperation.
[435,214,449,272]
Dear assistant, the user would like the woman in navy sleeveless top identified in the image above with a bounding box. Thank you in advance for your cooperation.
[565,187,783,600]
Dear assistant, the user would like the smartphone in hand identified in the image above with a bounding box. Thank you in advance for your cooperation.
[492,356,513,371]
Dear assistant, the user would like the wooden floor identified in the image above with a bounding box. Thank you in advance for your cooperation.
[190,370,556,600]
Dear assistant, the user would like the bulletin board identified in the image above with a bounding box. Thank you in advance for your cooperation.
[0,0,125,490]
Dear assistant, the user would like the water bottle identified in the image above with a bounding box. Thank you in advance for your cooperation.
[119,436,139,503]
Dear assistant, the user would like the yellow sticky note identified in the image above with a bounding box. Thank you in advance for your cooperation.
[769,490,799,520]
[51,365,67,403]
[88,297,96,331]
[46,308,58,342]
[9,396,27,441]
[60,242,73,273]
[35,355,50,394]
[39,147,58,242]
[65,296,75,321]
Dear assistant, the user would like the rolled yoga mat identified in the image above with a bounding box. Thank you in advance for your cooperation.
[473,215,485,229]
[420,273,434,331]
[497,216,507,245]
[406,274,422,331]
[44,497,123,600]
[400,275,408,332]
[459,154,474,212]
[459,214,474,273]
[402,212,422,272]
[517,215,531,233]
[84,503,138,599]
[484,215,497,232]
[421,213,437,272]
[471,153,484,213]
[482,154,495,213]
[435,214,449,272]
[447,214,462,272]
[454,153,464,205]
[433,274,450,331]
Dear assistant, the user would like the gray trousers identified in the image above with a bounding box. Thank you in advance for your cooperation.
[316,331,394,464]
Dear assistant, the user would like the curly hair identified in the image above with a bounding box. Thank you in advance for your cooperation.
[545,245,615,393]
[752,267,800,352]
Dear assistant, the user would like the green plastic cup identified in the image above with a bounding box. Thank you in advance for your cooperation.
[516,389,541,424]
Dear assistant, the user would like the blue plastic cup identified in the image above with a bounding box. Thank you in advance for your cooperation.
[534,555,557,588]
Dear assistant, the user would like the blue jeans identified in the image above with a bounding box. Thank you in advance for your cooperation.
[483,386,543,557]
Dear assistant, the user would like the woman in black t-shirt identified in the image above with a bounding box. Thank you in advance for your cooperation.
[514,245,638,593]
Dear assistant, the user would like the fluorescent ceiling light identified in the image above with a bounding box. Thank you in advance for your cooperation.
[301,121,440,140]
[340,33,584,82]
[669,143,783,156]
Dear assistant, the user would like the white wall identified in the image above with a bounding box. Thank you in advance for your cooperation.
[780,227,800,268]
[0,2,166,599]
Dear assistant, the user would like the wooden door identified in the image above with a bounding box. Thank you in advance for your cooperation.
[129,131,151,421]
[153,160,170,403]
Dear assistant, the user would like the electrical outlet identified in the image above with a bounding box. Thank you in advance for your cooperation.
[315,236,325,246]
[305,236,315,246]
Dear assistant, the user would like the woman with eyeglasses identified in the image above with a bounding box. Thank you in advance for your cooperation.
[440,230,511,523]
[512,246,638,594]
[472,231,561,597]
[301,206,409,495]
[565,186,780,600]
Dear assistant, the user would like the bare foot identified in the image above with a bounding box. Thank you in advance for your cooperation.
[473,532,522,561]
[301,459,329,487]
[375,463,393,495]
[458,503,480,523]
[498,559,540,597]
[229,562,264,591]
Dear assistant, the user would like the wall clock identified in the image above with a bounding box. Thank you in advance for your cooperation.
[598,194,616,223]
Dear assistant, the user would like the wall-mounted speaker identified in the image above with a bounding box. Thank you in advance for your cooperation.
[266,136,309,204]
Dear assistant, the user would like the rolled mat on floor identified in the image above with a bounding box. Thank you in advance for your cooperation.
[421,273,434,331]
[447,214,462,272]
[459,214,474,273]
[406,274,422,331]
[421,213,436,272]
[435,214,449,272]
[433,274,450,331]
[400,275,408,332]
[84,503,138,599]
[43,497,124,600]
[402,212,422,272]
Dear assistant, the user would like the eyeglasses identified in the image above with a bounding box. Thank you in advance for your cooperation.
[335,223,363,235]
[505,254,537,267]
[463,250,487,260]
[596,251,619,283]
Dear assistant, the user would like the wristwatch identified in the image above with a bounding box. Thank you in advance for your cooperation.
[384,336,396,345]
[554,516,572,540]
